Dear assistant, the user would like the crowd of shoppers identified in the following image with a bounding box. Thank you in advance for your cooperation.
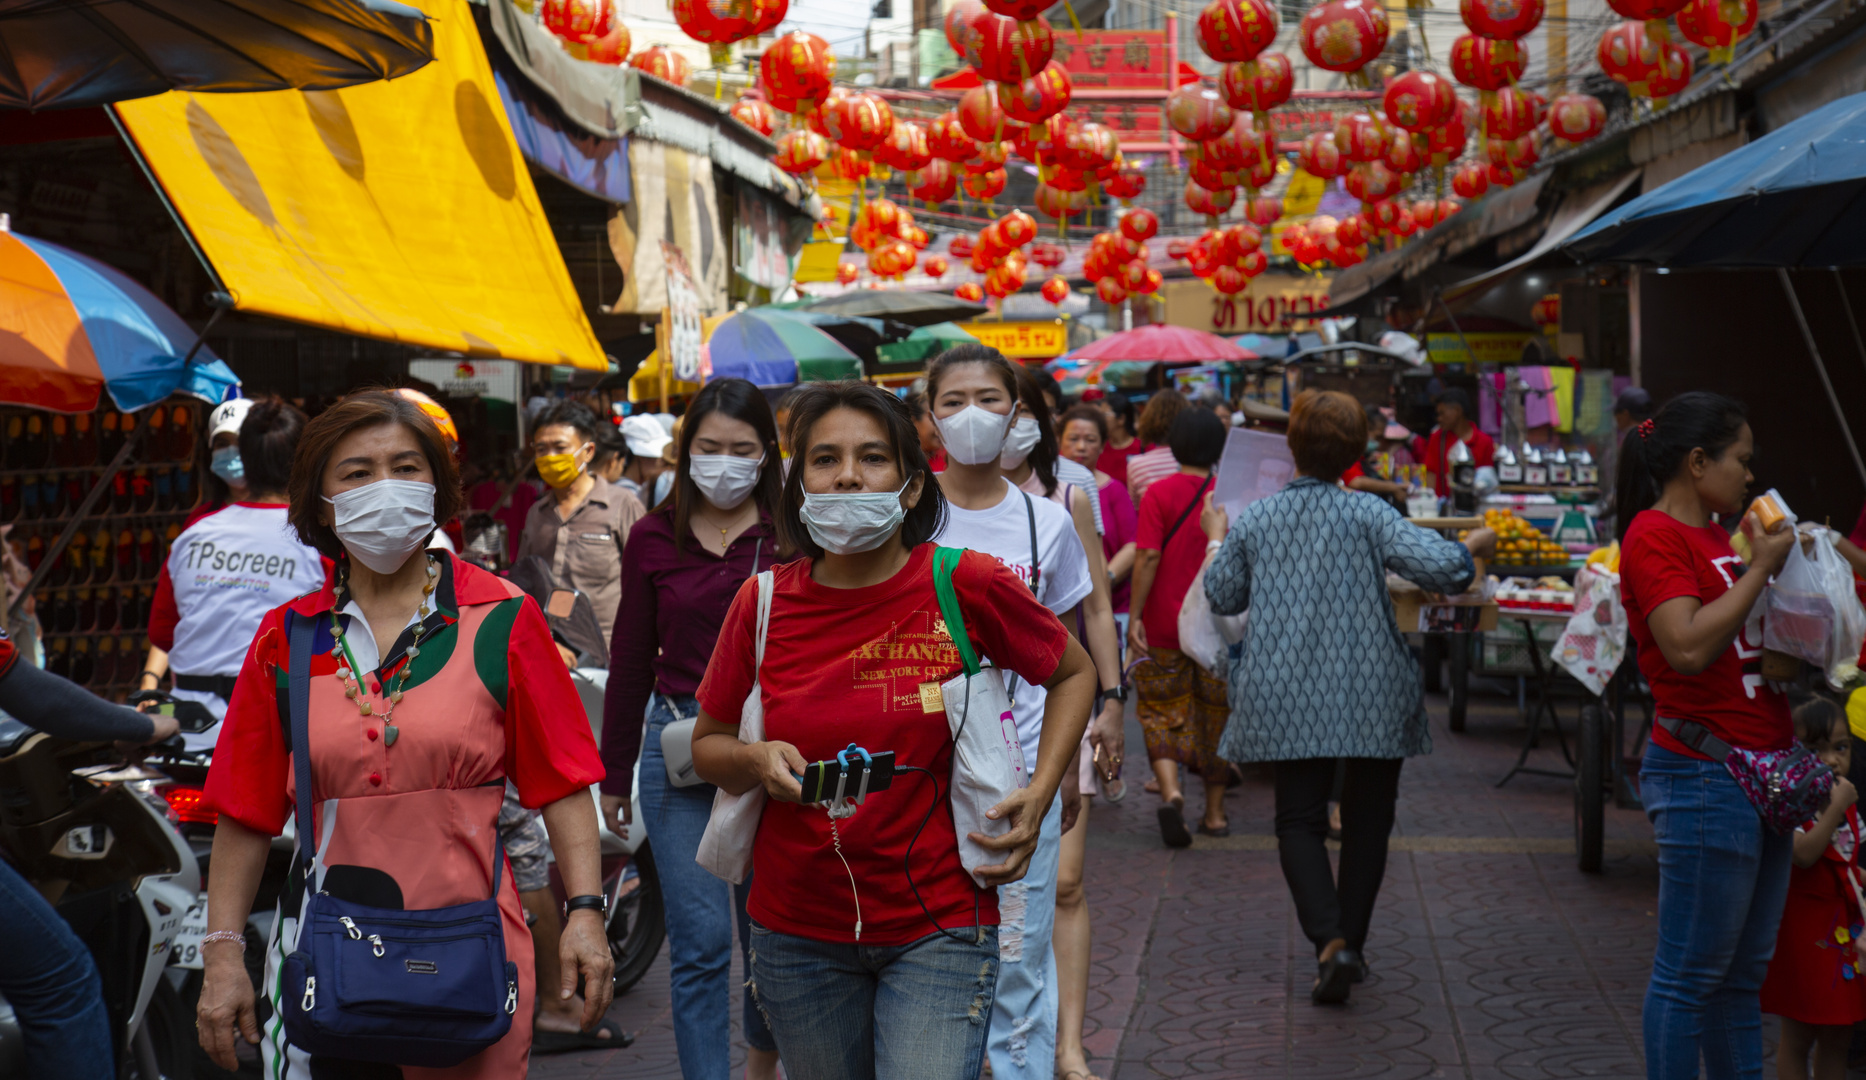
[5,338,1843,1080]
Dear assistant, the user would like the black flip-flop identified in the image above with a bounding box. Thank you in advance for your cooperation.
[533,1018,635,1054]
[1157,800,1192,848]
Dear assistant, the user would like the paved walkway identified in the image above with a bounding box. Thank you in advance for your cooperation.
[535,688,1664,1079]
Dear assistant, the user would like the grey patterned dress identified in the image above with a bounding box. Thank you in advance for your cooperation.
[1206,477,1475,763]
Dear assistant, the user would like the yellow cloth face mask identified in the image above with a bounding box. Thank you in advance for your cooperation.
[536,449,587,489]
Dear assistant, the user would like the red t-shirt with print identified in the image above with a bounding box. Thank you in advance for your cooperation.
[1621,509,1791,758]
[697,544,1068,946]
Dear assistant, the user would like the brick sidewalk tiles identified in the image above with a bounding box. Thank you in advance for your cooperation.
[533,690,1664,1079]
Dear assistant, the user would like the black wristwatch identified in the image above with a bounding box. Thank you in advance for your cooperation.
[1101,685,1128,705]
[563,894,608,918]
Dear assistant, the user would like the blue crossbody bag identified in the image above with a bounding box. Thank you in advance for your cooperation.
[279,610,519,1067]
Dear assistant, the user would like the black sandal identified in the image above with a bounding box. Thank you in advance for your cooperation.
[1157,799,1192,848]
[533,1018,635,1054]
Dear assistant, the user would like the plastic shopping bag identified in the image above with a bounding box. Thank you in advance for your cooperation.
[1553,565,1627,695]
[932,548,1028,887]
[1805,527,1866,688]
[695,570,773,884]
[1764,534,1835,670]
[1179,554,1246,675]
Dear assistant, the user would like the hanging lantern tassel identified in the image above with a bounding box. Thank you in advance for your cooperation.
[1061,0,1085,39]
[1645,17,1669,45]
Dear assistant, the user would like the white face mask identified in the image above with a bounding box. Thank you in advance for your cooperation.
[690,454,764,510]
[324,479,437,574]
[650,469,674,508]
[935,404,1015,466]
[999,415,1043,471]
[800,481,910,555]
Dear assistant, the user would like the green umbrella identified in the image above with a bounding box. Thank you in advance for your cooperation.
[875,322,980,368]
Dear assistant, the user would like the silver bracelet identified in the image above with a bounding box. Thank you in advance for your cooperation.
[200,931,246,952]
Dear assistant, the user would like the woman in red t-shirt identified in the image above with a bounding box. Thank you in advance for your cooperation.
[1616,391,1799,1080]
[690,381,1096,1080]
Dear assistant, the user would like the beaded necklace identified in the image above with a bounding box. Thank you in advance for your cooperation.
[329,554,439,748]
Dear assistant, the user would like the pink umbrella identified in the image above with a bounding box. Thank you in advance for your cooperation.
[1066,324,1259,363]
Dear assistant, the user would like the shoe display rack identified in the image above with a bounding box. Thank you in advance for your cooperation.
[3,401,206,700]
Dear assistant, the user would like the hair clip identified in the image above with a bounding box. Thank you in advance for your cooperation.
[1638,418,1656,438]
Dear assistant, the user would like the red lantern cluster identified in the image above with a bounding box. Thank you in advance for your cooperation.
[959,210,1039,299]
[1085,230,1161,303]
[844,199,922,280]
[543,0,616,44]
[1598,20,1693,104]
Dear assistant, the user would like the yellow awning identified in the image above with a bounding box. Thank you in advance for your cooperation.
[113,0,604,370]
[629,349,701,403]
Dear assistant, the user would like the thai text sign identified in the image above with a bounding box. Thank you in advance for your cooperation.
[1161,273,1334,334]
[958,321,1069,358]
[1425,332,1537,365]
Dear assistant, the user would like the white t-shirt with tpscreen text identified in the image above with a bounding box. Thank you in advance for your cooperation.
[932,478,1092,771]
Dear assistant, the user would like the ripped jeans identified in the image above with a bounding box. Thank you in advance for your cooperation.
[747,921,998,1080]
[989,795,1062,1079]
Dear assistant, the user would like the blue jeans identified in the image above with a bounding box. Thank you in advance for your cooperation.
[989,795,1062,1079]
[1641,743,1793,1080]
[747,920,998,1080]
[0,857,113,1079]
[640,693,777,1079]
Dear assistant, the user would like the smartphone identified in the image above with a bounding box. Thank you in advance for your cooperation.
[796,751,897,804]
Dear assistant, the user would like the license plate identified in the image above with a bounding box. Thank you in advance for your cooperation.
[169,895,209,970]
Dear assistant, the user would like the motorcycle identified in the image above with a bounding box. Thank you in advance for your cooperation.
[0,714,201,1078]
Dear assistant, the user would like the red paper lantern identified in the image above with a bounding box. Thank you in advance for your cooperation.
[967,12,1055,83]
[1532,292,1561,329]
[928,112,978,161]
[966,139,1009,173]
[773,129,830,173]
[544,0,615,44]
[956,84,1004,142]
[1201,112,1263,171]
[1605,0,1689,26]
[1244,153,1277,191]
[1103,166,1146,201]
[1030,243,1066,268]
[753,0,787,34]
[1344,160,1405,201]
[1299,131,1344,178]
[630,46,691,86]
[949,235,975,257]
[1114,260,1145,291]
[1096,277,1128,304]
[1136,268,1164,295]
[760,31,835,105]
[1384,71,1458,133]
[1334,111,1388,162]
[1212,265,1247,294]
[982,0,1048,22]
[1236,250,1266,277]
[729,96,775,135]
[672,0,768,52]
[997,210,1036,246]
[876,120,932,171]
[1046,164,1090,192]
[1197,0,1279,63]
[1677,0,1757,60]
[1120,208,1160,242]
[999,62,1072,124]
[826,92,895,153]
[1449,33,1527,90]
[1597,20,1682,98]
[1059,122,1120,171]
[1461,0,1543,39]
[804,87,848,136]
[1299,0,1390,73]
[962,168,1007,199]
[830,147,872,181]
[945,0,985,52]
[1486,162,1517,187]
[1185,179,1237,217]
[955,282,985,302]
[1035,181,1088,220]
[907,160,958,202]
[1645,41,1692,102]
[1426,100,1470,161]
[1221,52,1293,111]
[1548,93,1605,143]
[1009,114,1070,161]
[924,255,950,279]
[1483,86,1538,139]
[836,262,859,284]
[1451,162,1490,198]
[1041,276,1071,304]
[586,22,633,63]
[1166,86,1235,140]
[1384,132,1424,174]
[1390,208,1418,237]
[1335,214,1366,247]
[1246,195,1280,226]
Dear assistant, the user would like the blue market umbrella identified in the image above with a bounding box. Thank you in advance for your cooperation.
[707,309,863,387]
[1564,89,1866,486]
[1564,91,1866,268]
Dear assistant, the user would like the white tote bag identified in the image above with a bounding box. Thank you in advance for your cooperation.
[1178,552,1246,675]
[932,549,1028,887]
[695,570,774,884]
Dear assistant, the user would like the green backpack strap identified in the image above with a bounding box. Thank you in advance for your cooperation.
[932,547,980,678]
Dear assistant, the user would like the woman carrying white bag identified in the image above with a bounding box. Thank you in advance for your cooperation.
[690,381,1096,1080]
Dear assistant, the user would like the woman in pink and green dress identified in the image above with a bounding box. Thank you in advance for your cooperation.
[193,391,615,1077]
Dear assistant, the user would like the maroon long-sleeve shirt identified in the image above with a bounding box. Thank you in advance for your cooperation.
[600,511,790,795]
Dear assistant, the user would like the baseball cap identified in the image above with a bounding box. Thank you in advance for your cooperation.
[620,414,672,459]
[208,398,253,441]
